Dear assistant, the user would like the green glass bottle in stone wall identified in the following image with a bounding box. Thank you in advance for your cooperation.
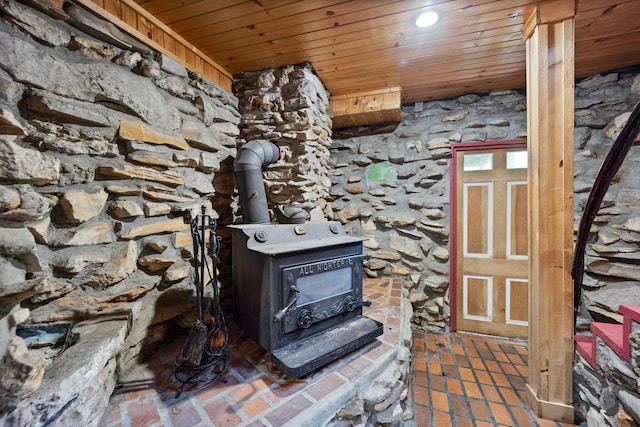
[367,161,397,183]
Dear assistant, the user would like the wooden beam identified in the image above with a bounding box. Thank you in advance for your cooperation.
[524,0,575,423]
[330,87,401,129]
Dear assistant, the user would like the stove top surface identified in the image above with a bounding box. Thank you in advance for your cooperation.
[230,221,366,255]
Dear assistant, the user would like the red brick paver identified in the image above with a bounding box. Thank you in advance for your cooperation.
[409,331,577,427]
[100,278,401,427]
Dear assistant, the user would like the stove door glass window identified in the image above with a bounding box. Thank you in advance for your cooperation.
[279,254,366,333]
[297,268,351,305]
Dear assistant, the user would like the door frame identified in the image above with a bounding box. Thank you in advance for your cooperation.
[449,139,527,332]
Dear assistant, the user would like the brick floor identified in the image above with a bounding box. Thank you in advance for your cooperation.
[101,278,579,427]
[409,331,578,427]
[100,278,403,427]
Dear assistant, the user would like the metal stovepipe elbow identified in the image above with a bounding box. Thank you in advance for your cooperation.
[233,139,280,224]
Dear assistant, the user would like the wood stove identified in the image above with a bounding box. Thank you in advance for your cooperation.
[230,221,383,378]
[231,139,382,377]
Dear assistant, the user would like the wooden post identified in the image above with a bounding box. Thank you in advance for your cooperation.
[524,0,576,422]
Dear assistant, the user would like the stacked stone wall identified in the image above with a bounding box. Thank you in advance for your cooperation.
[571,74,640,425]
[0,1,239,424]
[233,62,334,221]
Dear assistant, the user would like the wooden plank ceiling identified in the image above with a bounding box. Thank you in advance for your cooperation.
[130,0,640,121]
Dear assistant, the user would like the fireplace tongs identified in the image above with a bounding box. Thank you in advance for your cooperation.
[273,286,301,324]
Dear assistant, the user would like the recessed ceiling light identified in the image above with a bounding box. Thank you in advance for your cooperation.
[415,11,439,28]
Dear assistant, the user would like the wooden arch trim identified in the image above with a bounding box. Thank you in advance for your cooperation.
[572,100,640,322]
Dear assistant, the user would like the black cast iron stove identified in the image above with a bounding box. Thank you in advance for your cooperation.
[231,139,382,378]
[231,221,382,378]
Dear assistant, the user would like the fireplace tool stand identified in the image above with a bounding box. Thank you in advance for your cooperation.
[174,207,228,396]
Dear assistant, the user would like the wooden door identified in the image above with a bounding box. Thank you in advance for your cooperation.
[452,143,528,338]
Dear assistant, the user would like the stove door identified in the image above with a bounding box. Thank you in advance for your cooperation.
[278,254,368,334]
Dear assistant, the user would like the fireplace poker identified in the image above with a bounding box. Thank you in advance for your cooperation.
[205,219,228,357]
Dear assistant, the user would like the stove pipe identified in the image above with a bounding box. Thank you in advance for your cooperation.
[234,139,280,224]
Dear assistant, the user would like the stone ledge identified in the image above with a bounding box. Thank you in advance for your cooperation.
[6,316,130,427]
[285,343,398,427]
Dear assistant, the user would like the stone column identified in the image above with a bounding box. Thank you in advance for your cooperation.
[234,62,333,220]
